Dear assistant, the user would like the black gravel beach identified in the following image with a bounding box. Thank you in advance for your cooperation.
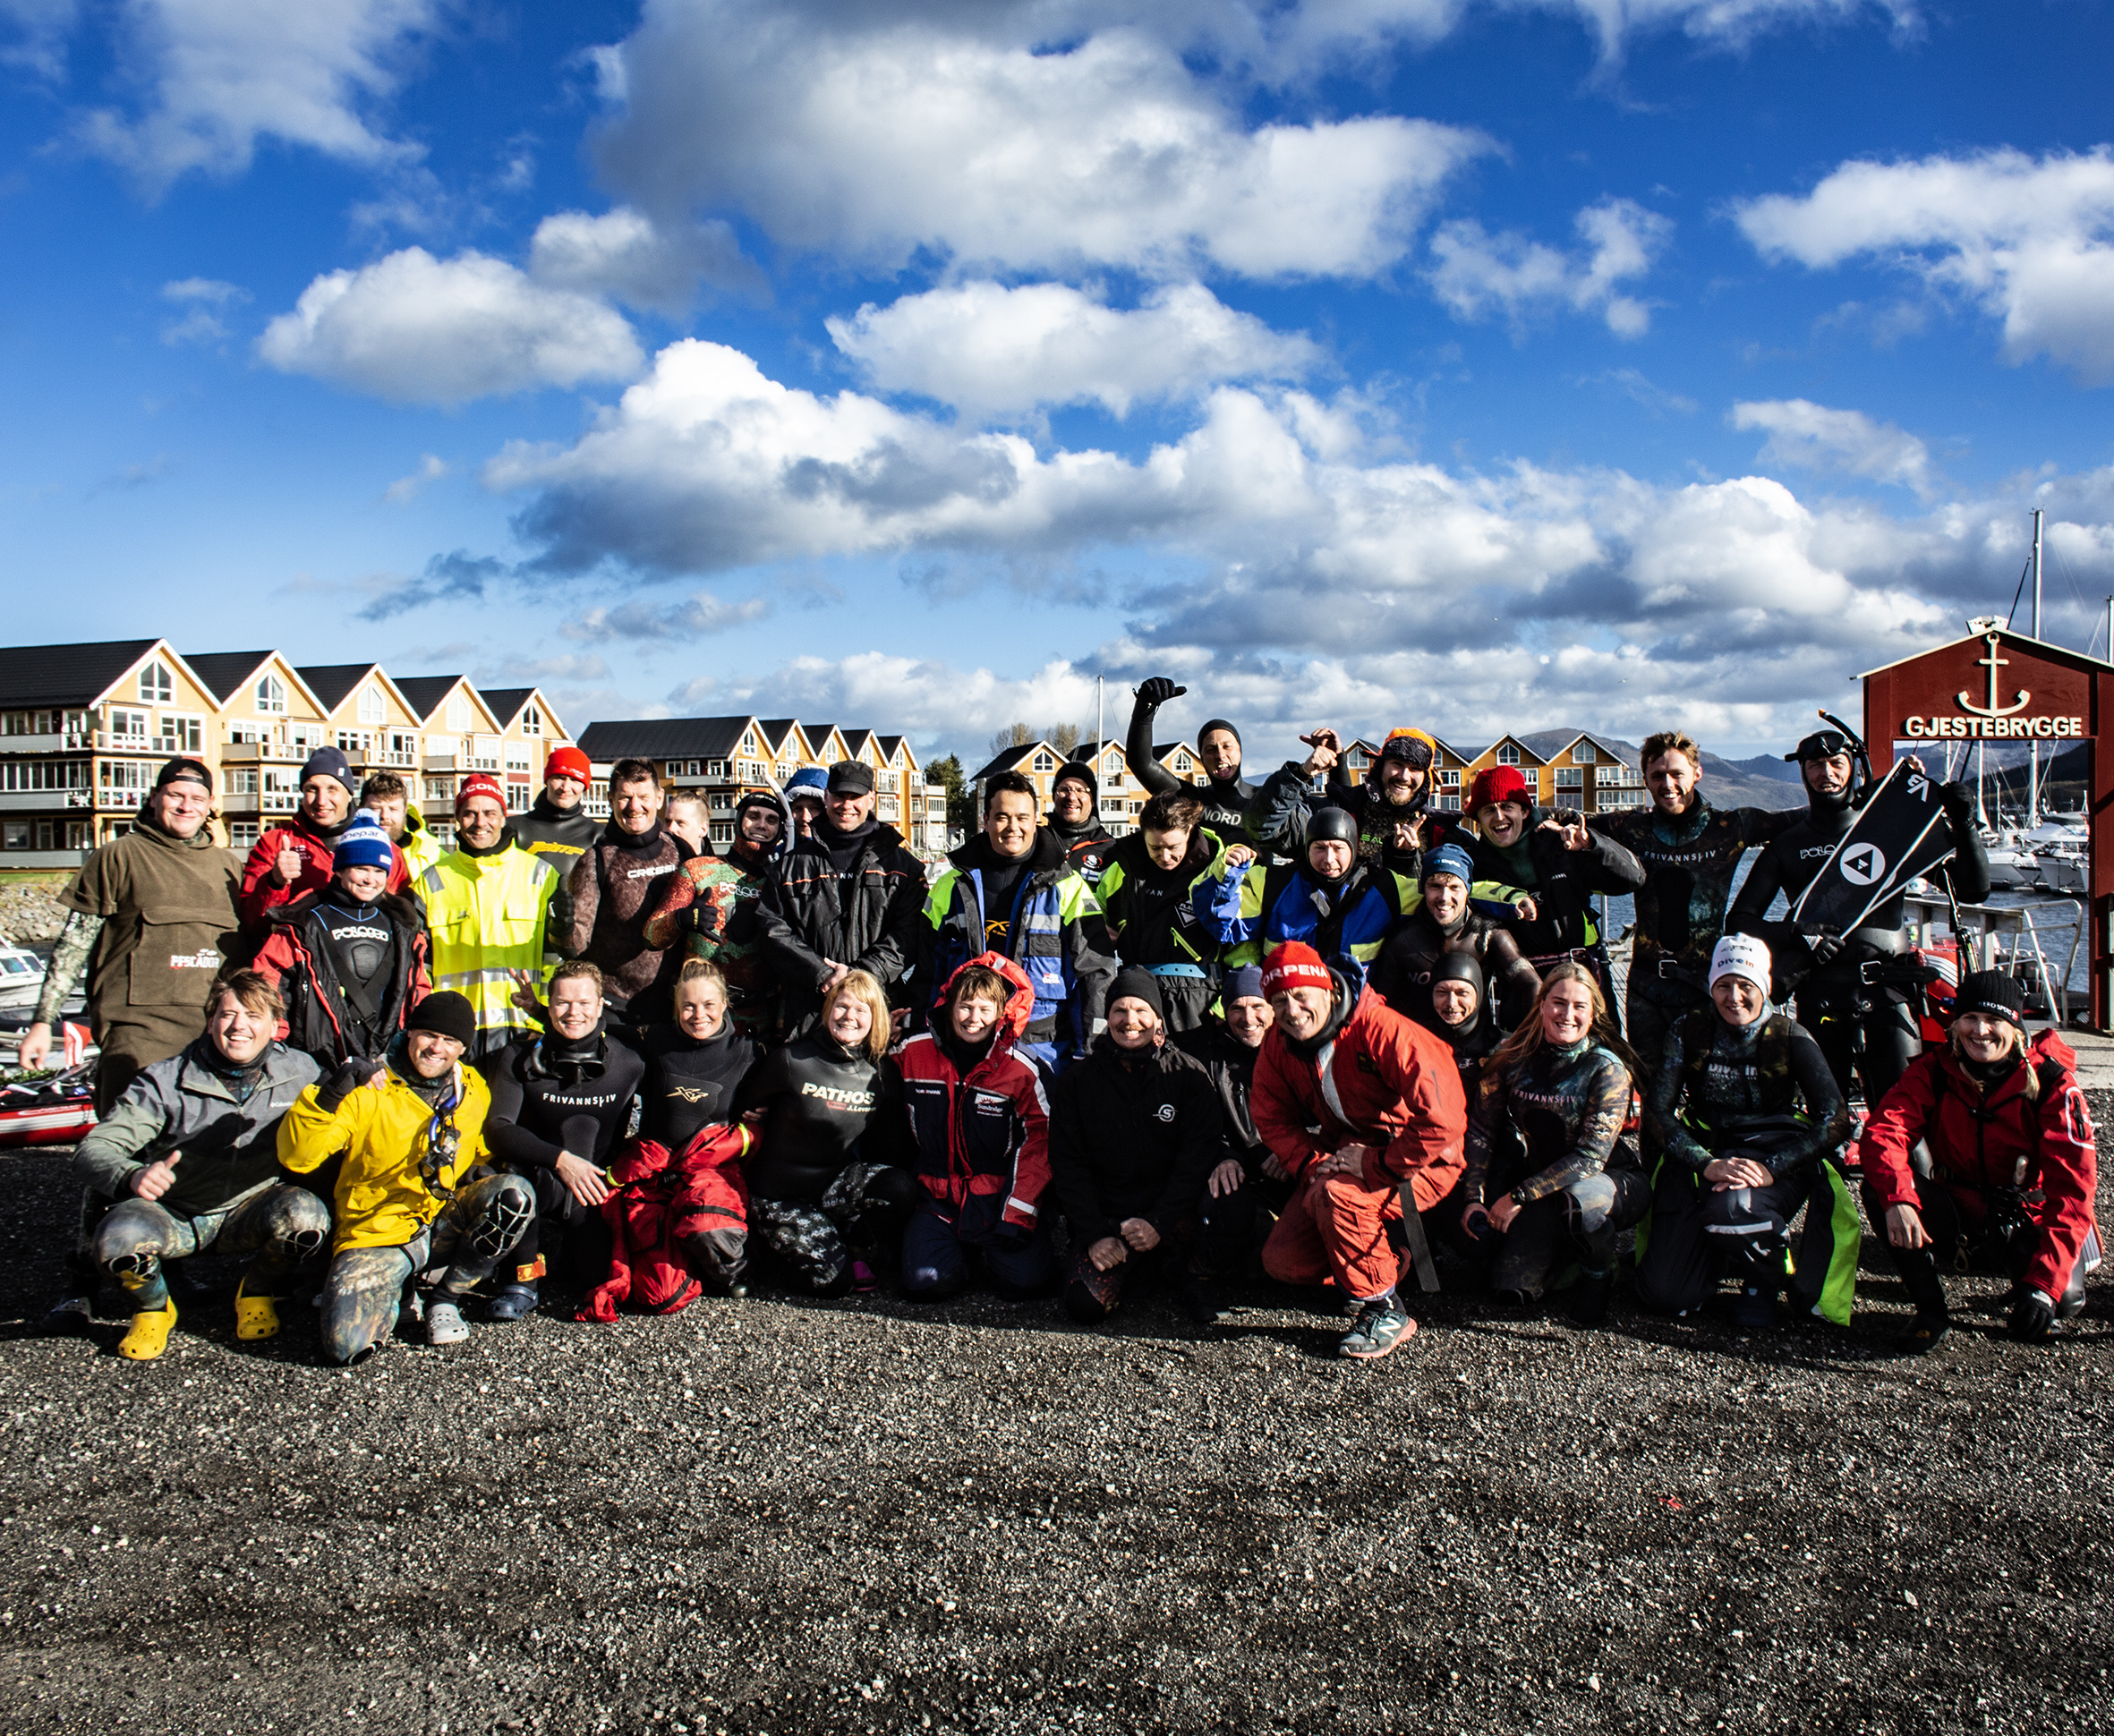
[1,1109,2108,1736]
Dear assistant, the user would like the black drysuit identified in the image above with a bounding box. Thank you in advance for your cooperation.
[1727,775,1989,1106]
[484,1025,645,1280]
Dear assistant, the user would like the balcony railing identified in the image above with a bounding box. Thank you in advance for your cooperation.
[422,755,458,772]
[223,740,307,763]
[0,789,92,811]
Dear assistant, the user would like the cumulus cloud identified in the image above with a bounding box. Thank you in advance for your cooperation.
[381,452,448,503]
[3,0,81,78]
[479,652,612,685]
[528,206,764,314]
[72,0,439,194]
[1428,197,1672,337]
[593,6,1487,279]
[826,281,1321,421]
[561,591,772,642]
[258,247,644,405]
[1730,398,1935,496]
[1735,146,2114,383]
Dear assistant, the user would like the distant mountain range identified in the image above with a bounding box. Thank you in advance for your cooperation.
[1513,730,1805,813]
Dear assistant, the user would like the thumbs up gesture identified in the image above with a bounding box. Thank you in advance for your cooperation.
[274,846,305,887]
[132,1150,182,1203]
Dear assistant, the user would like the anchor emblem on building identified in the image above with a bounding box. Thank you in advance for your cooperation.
[1957,634,2032,718]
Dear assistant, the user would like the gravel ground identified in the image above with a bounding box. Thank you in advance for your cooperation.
[1,1105,2110,1736]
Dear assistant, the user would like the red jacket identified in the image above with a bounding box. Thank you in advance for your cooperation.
[576,1123,754,1322]
[1252,981,1468,1211]
[895,952,1051,1235]
[1862,1029,2099,1298]
[239,821,408,932]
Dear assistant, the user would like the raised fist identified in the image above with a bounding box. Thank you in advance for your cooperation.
[1136,677,1186,710]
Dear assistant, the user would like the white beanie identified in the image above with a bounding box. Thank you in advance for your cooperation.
[1709,933,1771,996]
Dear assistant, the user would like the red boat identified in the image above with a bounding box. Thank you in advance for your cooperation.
[0,1063,98,1148]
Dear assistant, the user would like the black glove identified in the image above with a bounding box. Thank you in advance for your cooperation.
[1798,922,1844,966]
[685,897,726,942]
[317,1057,384,1113]
[2007,1289,2056,1343]
[1940,779,1975,819]
[1135,677,1186,710]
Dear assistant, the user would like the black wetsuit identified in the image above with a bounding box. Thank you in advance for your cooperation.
[1590,799,1799,1071]
[1465,810,1646,995]
[1727,776,1989,1106]
[484,1025,646,1281]
[741,1035,903,1204]
[1123,691,1262,850]
[1369,906,1541,1032]
[637,1019,757,1153]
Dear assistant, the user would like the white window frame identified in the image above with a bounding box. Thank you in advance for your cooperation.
[138,660,174,703]
[1495,745,1520,766]
[255,674,286,715]
[358,685,386,726]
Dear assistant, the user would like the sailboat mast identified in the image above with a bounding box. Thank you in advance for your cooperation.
[2029,508,2044,827]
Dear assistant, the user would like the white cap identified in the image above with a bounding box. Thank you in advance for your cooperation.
[1709,933,1771,995]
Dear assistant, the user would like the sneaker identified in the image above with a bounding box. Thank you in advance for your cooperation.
[849,1260,878,1294]
[487,1281,539,1323]
[1732,1282,1777,1331]
[426,1300,470,1347]
[1564,1269,1614,1326]
[1340,1295,1414,1360]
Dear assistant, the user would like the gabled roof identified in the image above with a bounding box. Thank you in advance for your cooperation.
[1519,728,1635,765]
[755,718,804,757]
[578,716,757,762]
[875,733,906,764]
[1479,732,1550,766]
[803,722,836,748]
[393,676,464,724]
[479,687,534,729]
[839,728,874,761]
[1858,625,2114,679]
[295,662,378,713]
[0,638,166,709]
[184,650,328,716]
[968,741,1051,782]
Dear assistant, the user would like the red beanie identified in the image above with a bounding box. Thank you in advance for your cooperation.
[544,745,591,783]
[1468,764,1530,818]
[456,773,507,813]
[1260,941,1333,1000]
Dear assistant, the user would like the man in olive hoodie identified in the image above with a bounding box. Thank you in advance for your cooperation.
[566,757,690,1034]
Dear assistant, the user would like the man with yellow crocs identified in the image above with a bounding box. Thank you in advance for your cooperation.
[277,991,535,1364]
[71,971,327,1360]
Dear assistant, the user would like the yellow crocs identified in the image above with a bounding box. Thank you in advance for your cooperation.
[234,1279,280,1342]
[118,1298,178,1361]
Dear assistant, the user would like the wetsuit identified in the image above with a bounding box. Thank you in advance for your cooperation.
[1369,906,1541,1032]
[1590,799,1799,1073]
[566,819,691,1031]
[1123,683,1264,851]
[1462,1035,1648,1303]
[1464,811,1645,1008]
[1635,1009,1857,1323]
[1726,777,1988,1106]
[485,1024,646,1287]
[738,1035,916,1293]
[1249,766,1470,883]
[636,1019,757,1153]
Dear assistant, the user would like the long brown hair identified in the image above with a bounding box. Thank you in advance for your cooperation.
[1490,962,1640,1082]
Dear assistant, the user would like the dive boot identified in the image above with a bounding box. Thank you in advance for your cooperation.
[234,1276,282,1341]
[119,1298,178,1360]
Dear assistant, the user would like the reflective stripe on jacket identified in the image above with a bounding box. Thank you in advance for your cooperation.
[414,846,558,1057]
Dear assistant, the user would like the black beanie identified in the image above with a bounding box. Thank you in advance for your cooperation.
[1953,970,2024,1027]
[1198,718,1240,749]
[1053,760,1097,794]
[405,991,478,1049]
[1107,968,1164,1021]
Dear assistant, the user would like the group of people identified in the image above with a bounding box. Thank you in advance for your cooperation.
[22,680,2101,1365]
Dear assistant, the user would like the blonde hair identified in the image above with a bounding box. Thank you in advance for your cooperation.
[678,957,728,996]
[1490,962,1638,1081]
[1950,1016,2032,1090]
[824,969,893,1064]
[549,958,603,994]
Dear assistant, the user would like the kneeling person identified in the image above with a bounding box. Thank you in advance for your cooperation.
[71,972,326,1359]
[1051,969,1233,1324]
[740,971,919,1295]
[277,991,532,1361]
[1251,942,1467,1359]
[1634,936,1853,1328]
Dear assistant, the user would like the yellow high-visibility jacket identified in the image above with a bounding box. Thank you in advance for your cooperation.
[414,845,558,1057]
[277,1064,493,1254]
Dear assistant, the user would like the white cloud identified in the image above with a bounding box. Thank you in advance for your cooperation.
[73,0,439,193]
[593,7,1487,279]
[1428,197,1672,336]
[258,247,644,405]
[381,452,448,503]
[1730,398,1934,495]
[1736,146,2114,383]
[562,591,772,642]
[826,281,1321,421]
[528,206,764,315]
[479,652,613,685]
[1544,0,1916,63]
[158,274,249,345]
[686,652,1106,749]
[3,0,81,77]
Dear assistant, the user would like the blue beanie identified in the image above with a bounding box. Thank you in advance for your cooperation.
[1421,842,1476,888]
[334,813,394,872]
[301,745,356,797]
[1223,965,1266,1004]
[784,767,828,803]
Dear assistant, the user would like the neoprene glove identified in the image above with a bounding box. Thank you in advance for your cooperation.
[317,1057,384,1113]
[2007,1289,2056,1343]
[1798,922,1844,966]
[686,898,725,942]
[1135,677,1186,710]
[1940,780,1975,818]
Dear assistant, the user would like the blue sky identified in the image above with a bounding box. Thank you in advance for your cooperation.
[5,0,2114,769]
